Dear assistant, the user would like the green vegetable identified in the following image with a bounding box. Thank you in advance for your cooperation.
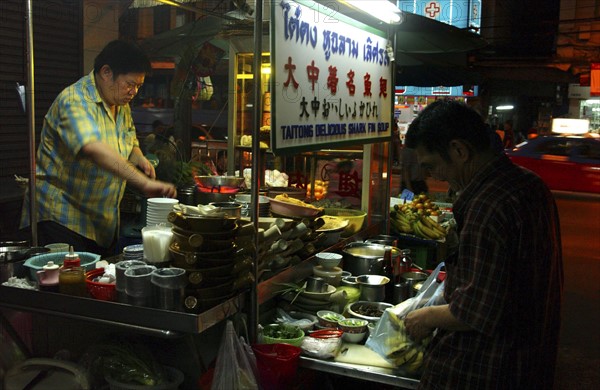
[274,282,305,305]
[263,324,301,339]
[322,313,341,321]
[339,319,366,327]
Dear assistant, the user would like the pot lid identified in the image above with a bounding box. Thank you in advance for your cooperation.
[42,261,59,270]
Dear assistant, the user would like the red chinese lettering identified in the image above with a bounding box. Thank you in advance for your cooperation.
[346,69,356,95]
[307,60,319,91]
[284,56,299,89]
[327,65,339,95]
[379,77,388,98]
[335,170,361,198]
[363,73,372,97]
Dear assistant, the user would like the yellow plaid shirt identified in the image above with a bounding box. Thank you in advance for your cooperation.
[21,70,139,247]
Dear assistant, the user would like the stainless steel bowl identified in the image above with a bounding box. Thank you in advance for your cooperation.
[346,301,393,322]
[356,275,390,302]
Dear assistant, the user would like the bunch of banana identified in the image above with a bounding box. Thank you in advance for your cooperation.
[390,207,416,234]
[390,203,447,240]
[412,215,447,240]
[383,314,426,370]
[404,348,425,373]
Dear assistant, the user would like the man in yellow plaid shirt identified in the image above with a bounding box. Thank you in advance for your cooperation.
[21,40,177,256]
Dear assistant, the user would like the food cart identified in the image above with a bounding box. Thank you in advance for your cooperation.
[0,1,435,388]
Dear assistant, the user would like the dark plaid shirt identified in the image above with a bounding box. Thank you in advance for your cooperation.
[419,154,563,389]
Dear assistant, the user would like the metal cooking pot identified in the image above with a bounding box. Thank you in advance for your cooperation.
[398,271,429,301]
[0,246,49,263]
[1,246,30,263]
[0,246,50,282]
[341,242,400,276]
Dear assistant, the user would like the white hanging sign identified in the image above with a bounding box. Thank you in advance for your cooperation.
[270,0,393,154]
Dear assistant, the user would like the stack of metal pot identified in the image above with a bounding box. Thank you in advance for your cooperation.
[167,211,254,313]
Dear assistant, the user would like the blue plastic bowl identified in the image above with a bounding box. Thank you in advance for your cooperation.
[23,251,101,281]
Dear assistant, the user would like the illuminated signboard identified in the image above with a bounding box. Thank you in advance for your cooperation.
[398,0,482,29]
[396,1,482,96]
[270,0,393,154]
[395,85,478,97]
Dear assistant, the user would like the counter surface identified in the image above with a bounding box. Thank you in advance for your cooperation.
[300,356,419,389]
[0,285,244,337]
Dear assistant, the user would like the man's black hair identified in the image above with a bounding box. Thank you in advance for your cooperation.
[405,99,493,161]
[94,40,151,77]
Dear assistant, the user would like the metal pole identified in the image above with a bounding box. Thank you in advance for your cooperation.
[385,28,397,234]
[25,0,37,247]
[249,0,263,344]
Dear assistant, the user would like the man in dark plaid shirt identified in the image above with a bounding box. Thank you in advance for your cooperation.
[404,100,563,389]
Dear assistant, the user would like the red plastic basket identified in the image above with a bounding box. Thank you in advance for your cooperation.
[86,268,116,301]
[252,343,301,390]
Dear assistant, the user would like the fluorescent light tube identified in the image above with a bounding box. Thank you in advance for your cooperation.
[343,1,401,24]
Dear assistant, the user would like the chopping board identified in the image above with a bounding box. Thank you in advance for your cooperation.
[334,343,395,368]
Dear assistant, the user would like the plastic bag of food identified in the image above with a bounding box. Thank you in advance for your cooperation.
[301,329,343,359]
[365,262,445,372]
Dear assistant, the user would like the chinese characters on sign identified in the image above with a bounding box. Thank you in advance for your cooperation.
[271,0,393,154]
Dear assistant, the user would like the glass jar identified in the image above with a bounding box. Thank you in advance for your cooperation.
[58,266,87,297]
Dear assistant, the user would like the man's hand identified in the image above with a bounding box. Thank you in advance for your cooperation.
[129,147,156,179]
[142,179,177,198]
[405,304,472,342]
[136,155,156,179]
[405,306,435,342]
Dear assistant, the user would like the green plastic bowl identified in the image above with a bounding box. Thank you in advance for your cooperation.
[261,323,305,347]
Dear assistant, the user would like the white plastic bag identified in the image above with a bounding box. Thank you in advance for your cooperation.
[211,320,258,390]
[365,262,445,371]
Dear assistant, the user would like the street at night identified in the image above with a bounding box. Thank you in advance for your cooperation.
[553,192,600,389]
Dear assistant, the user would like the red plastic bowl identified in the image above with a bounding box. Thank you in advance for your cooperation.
[85,268,116,301]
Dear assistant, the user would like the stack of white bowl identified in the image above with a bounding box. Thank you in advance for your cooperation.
[146,198,179,227]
